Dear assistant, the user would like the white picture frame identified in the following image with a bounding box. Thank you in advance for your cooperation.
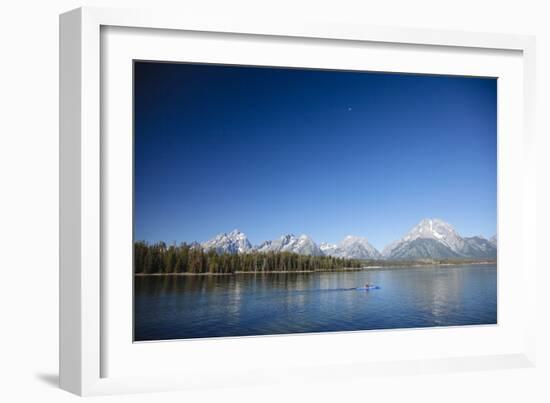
[60,6,537,396]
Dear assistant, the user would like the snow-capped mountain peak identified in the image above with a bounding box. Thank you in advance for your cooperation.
[401,218,464,252]
[321,235,381,259]
[341,235,369,246]
[257,233,322,256]
[202,229,252,254]
[383,218,496,260]
[320,242,338,252]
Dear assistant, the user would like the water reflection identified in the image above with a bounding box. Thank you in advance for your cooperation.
[134,265,497,341]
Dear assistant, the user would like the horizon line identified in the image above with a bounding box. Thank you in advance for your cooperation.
[135,219,497,251]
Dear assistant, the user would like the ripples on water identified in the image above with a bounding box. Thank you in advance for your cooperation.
[134,264,497,341]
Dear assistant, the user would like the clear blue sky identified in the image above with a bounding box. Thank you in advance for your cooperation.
[134,62,496,250]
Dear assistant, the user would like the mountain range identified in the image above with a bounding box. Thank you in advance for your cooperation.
[381,218,496,259]
[199,218,496,260]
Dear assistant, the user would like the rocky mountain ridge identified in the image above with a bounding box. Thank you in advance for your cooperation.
[199,219,496,260]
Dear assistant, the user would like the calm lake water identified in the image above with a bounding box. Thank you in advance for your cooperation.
[134,264,496,341]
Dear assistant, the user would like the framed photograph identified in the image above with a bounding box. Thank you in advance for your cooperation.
[60,7,537,396]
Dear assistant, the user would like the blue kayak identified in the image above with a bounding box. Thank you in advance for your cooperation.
[355,286,380,291]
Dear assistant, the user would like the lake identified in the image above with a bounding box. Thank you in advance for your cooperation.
[134,264,497,341]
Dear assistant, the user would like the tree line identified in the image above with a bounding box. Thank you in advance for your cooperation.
[134,241,364,274]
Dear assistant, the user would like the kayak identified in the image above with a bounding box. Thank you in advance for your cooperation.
[355,286,380,291]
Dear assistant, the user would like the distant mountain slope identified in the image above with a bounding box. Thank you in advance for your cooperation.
[257,234,323,256]
[387,238,461,260]
[383,218,496,260]
[201,229,252,254]
[321,235,381,259]
[319,242,339,256]
[461,236,497,259]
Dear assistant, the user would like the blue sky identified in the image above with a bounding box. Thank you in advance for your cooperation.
[134,62,497,250]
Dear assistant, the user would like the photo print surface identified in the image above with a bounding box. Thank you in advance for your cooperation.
[133,61,497,341]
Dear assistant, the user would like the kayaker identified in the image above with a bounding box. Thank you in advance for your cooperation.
[365,283,370,288]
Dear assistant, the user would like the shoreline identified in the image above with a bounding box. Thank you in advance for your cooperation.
[134,261,496,276]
